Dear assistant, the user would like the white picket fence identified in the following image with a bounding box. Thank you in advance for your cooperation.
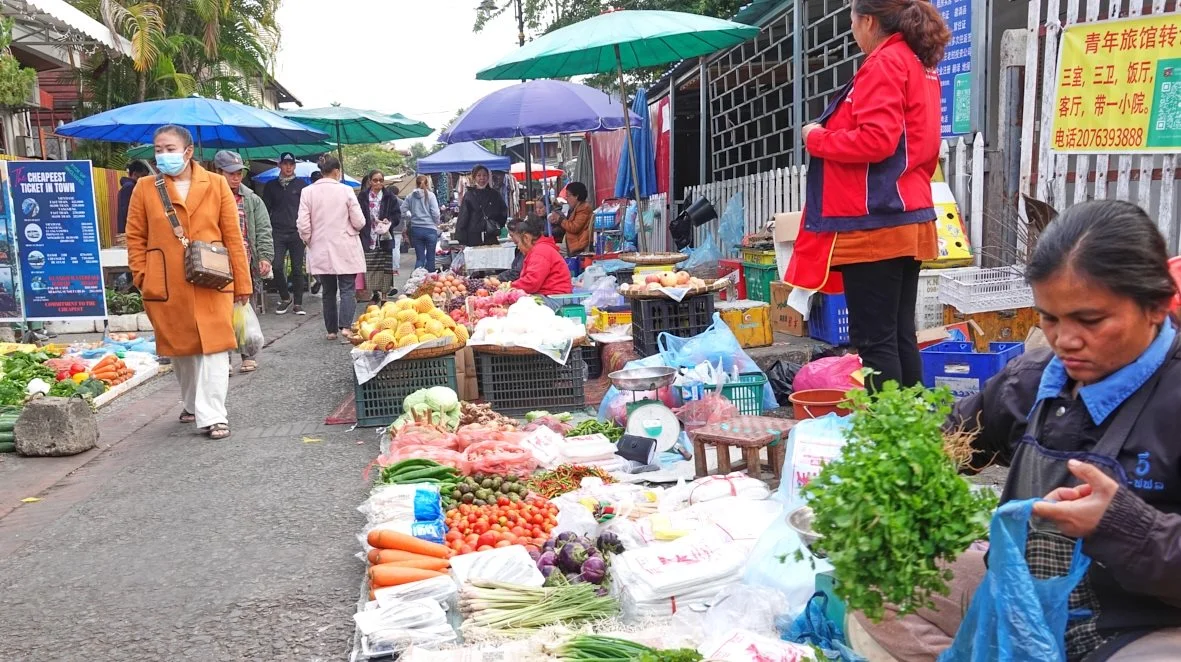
[676,136,986,260]
[1021,0,1180,253]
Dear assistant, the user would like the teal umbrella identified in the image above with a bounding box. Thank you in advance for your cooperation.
[126,141,336,162]
[476,10,757,250]
[276,106,433,170]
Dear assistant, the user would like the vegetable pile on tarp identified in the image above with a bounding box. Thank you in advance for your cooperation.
[551,634,703,662]
[522,410,573,435]
[534,531,624,587]
[458,579,618,635]
[801,382,997,621]
[528,464,615,499]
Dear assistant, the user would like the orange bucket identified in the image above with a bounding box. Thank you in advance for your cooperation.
[789,388,852,419]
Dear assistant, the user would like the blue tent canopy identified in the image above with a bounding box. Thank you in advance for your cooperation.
[417,142,509,174]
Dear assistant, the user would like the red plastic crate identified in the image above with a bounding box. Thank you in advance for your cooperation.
[718,258,746,300]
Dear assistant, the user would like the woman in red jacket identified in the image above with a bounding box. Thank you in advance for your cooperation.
[511,216,573,297]
[784,0,950,390]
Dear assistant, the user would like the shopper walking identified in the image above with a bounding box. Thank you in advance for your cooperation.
[214,150,273,374]
[298,155,367,341]
[358,170,402,303]
[262,152,308,315]
[455,164,507,247]
[404,174,441,272]
[125,125,251,440]
[784,0,948,391]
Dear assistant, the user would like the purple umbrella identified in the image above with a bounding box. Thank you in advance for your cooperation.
[438,80,640,143]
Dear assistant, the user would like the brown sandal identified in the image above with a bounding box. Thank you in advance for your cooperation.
[179,410,196,423]
[206,423,231,440]
[239,359,257,373]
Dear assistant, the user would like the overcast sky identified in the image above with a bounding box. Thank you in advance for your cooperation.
[273,0,521,148]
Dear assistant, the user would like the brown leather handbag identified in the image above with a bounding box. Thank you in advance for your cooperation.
[154,175,234,290]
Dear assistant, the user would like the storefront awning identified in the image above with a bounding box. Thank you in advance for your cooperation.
[3,0,131,53]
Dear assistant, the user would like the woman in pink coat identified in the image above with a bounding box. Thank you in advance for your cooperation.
[297,155,366,341]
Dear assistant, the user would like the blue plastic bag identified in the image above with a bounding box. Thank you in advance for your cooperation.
[938,499,1091,662]
[681,227,721,274]
[657,313,778,411]
[719,192,745,253]
[780,592,866,662]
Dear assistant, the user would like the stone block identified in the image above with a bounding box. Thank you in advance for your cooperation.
[108,314,138,332]
[14,396,99,457]
[136,313,153,331]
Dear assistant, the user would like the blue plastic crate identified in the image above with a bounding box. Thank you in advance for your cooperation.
[809,293,850,345]
[921,341,1025,399]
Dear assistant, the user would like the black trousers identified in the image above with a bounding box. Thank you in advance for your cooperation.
[838,256,922,391]
[273,233,305,305]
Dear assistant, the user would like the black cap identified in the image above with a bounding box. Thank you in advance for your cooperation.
[279,152,296,163]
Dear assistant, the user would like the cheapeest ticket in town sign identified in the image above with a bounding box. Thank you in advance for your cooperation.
[1051,13,1181,154]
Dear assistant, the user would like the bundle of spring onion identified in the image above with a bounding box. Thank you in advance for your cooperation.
[550,634,703,661]
[458,580,618,634]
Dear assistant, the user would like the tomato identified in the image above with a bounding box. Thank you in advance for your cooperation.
[494,539,512,548]
[510,526,525,537]
[497,496,509,507]
[445,531,461,543]
[465,533,479,545]
[530,526,544,539]
[460,545,474,555]
[477,545,493,552]
[477,532,498,548]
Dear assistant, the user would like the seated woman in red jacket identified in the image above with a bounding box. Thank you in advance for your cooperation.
[510,216,572,297]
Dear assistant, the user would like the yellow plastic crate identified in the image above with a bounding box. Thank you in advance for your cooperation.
[592,306,632,330]
[716,301,773,348]
[741,248,776,266]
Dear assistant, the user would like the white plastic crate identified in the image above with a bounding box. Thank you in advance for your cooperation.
[937,266,1033,315]
[916,267,975,329]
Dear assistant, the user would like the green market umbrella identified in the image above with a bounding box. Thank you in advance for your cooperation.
[476,10,757,249]
[277,107,432,162]
[126,141,336,163]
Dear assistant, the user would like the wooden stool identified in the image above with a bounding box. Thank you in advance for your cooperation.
[688,416,795,481]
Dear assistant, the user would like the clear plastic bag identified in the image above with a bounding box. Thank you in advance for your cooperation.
[681,227,721,277]
[718,192,745,253]
[584,275,623,311]
[673,393,738,432]
[232,303,264,356]
[704,584,789,643]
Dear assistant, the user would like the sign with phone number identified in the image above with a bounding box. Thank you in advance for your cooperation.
[1051,13,1181,153]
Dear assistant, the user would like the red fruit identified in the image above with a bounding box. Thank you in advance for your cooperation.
[477,532,498,548]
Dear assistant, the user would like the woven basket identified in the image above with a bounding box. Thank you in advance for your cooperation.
[470,337,590,356]
[618,252,689,266]
[404,341,465,360]
[620,279,727,300]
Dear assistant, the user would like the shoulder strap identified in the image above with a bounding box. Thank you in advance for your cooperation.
[154,175,189,247]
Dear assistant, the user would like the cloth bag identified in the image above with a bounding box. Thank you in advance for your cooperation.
[938,499,1091,662]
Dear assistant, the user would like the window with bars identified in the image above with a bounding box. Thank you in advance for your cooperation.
[706,0,861,182]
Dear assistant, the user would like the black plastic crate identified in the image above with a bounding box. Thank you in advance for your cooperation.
[631,294,715,357]
[354,356,458,428]
[475,351,586,416]
[582,343,602,379]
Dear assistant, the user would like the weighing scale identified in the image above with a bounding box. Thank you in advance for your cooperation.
[607,367,683,465]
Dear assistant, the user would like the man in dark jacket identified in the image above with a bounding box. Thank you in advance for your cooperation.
[117,161,151,233]
[262,152,308,315]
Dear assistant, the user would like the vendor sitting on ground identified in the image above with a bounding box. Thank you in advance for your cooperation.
[858,199,1181,661]
[508,216,572,297]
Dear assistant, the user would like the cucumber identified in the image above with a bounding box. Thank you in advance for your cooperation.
[0,441,14,453]
[0,431,14,443]
[391,466,457,482]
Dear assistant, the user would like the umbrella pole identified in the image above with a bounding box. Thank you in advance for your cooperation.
[615,45,646,253]
[337,121,344,174]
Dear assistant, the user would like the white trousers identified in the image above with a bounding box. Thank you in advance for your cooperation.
[391,233,403,272]
[173,352,230,428]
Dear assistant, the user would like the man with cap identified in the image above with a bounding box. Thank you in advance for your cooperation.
[215,150,273,373]
[262,152,308,314]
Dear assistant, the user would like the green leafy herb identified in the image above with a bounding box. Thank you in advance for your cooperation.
[800,382,996,621]
[105,289,144,315]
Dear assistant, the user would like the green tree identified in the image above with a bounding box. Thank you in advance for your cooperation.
[473,0,744,90]
[344,144,408,181]
[0,18,37,107]
[405,142,442,172]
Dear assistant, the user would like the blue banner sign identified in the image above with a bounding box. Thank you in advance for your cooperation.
[935,0,974,136]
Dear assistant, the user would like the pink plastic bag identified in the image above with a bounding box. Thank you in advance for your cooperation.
[793,355,862,392]
[391,424,458,450]
[355,273,366,291]
[463,438,537,476]
[674,393,739,433]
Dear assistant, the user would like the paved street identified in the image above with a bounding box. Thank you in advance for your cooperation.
[0,282,395,660]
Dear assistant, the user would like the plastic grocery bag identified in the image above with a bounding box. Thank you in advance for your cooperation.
[938,499,1091,662]
[658,314,778,411]
[584,275,623,312]
[232,303,264,356]
[767,360,802,406]
[719,192,745,253]
[773,413,852,507]
[780,592,865,661]
[794,354,863,392]
[681,227,721,276]
[742,501,833,612]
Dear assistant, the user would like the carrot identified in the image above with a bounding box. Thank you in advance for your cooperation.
[367,565,444,587]
[367,548,446,565]
[91,369,117,379]
[376,558,450,572]
[94,356,117,370]
[366,529,451,558]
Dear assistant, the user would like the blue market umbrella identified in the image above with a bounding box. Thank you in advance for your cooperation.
[615,87,656,199]
[438,80,639,143]
[56,96,328,147]
[254,161,361,188]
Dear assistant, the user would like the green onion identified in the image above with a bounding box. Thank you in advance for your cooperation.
[458,580,618,631]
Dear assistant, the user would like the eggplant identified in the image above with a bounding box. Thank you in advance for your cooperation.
[580,556,607,584]
[596,531,625,555]
[557,540,589,573]
[555,531,579,545]
[537,550,557,572]
[527,547,542,563]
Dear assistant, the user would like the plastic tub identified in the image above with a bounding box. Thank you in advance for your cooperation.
[789,388,852,419]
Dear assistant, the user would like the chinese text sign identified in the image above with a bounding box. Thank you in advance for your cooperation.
[1052,14,1181,153]
[936,0,973,136]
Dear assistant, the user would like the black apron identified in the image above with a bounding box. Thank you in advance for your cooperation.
[999,337,1178,661]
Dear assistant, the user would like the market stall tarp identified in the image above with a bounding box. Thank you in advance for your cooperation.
[417,142,509,174]
[614,87,657,199]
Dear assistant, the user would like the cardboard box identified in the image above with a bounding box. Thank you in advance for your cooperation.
[455,346,478,401]
[772,212,802,243]
[770,281,807,336]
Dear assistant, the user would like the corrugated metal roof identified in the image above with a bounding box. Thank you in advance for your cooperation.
[9,0,132,53]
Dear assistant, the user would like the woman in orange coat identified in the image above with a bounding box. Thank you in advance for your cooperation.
[126,125,252,440]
